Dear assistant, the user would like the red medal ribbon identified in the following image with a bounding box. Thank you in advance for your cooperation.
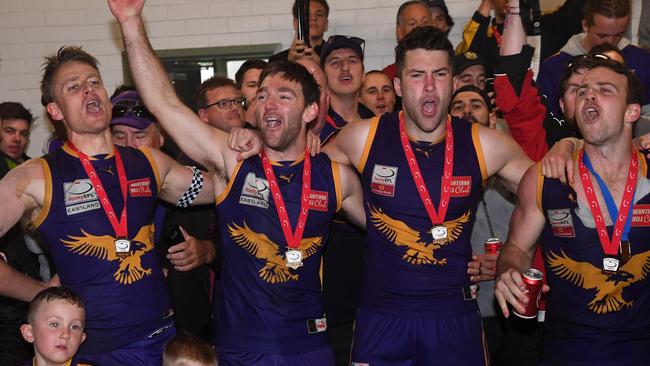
[66,142,128,238]
[399,113,453,226]
[260,149,311,249]
[578,148,637,256]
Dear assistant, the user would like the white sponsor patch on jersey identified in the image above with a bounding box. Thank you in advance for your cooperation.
[371,164,398,197]
[239,172,270,209]
[64,179,100,215]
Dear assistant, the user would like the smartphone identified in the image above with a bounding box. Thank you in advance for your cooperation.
[296,0,310,48]
[167,225,185,246]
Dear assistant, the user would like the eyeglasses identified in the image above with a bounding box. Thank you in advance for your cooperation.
[202,97,246,110]
[112,101,156,120]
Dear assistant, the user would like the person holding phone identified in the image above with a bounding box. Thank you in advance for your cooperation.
[269,0,330,64]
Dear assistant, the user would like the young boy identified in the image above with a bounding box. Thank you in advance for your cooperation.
[20,287,87,366]
[163,334,217,366]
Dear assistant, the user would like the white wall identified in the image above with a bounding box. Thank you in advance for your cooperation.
[0,0,643,157]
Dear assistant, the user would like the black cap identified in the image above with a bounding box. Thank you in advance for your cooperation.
[453,51,486,76]
[425,0,449,14]
[320,35,365,65]
[452,84,492,111]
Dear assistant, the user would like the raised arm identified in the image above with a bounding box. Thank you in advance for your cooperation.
[494,164,546,318]
[109,0,234,174]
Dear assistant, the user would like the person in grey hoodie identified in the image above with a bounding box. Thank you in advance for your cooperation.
[536,0,650,117]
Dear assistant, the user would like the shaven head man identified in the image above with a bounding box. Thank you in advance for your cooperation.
[196,76,245,133]
[0,44,214,364]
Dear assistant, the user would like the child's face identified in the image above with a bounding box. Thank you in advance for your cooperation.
[21,300,86,365]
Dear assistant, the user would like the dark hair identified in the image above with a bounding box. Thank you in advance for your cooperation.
[163,333,217,366]
[194,76,237,110]
[41,46,100,106]
[395,26,454,78]
[235,59,268,89]
[583,0,630,26]
[292,0,330,18]
[0,102,34,125]
[28,287,85,324]
[451,84,492,111]
[258,61,321,107]
[589,57,644,105]
[396,1,429,25]
[559,55,596,97]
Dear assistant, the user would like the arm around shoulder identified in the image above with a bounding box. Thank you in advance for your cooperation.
[323,117,373,169]
[0,160,44,237]
[338,163,365,230]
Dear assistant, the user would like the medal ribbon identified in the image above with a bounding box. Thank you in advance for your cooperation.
[399,113,453,226]
[261,149,311,249]
[66,142,128,239]
[578,149,637,255]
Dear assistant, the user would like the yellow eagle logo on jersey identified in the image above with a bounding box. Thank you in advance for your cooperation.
[228,222,323,284]
[61,224,155,285]
[369,206,470,266]
[547,249,650,314]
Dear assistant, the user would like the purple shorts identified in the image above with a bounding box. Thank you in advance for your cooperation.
[351,308,488,366]
[217,345,335,366]
[77,322,175,366]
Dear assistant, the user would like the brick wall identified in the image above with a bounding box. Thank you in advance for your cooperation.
[0,0,643,156]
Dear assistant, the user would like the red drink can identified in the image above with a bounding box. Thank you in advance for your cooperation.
[484,238,502,254]
[513,268,544,319]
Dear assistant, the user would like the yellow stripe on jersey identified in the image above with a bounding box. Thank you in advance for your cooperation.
[139,147,161,194]
[358,115,381,174]
[217,160,243,205]
[32,158,52,229]
[471,123,488,183]
[332,160,343,213]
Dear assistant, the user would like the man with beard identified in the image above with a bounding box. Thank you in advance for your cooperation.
[495,57,650,366]
[320,26,532,365]
[110,1,366,365]
[0,45,215,365]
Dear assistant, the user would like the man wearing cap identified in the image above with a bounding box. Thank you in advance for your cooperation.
[110,89,165,150]
[110,88,217,342]
[450,85,495,127]
[318,34,374,365]
[382,1,433,81]
[453,52,488,91]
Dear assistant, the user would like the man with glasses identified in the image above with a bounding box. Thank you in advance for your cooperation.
[537,0,650,117]
[196,76,245,133]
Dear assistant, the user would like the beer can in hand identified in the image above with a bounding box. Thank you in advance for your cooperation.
[513,268,544,319]
[484,238,502,255]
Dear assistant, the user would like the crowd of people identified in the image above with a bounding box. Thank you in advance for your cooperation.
[0,0,649,365]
